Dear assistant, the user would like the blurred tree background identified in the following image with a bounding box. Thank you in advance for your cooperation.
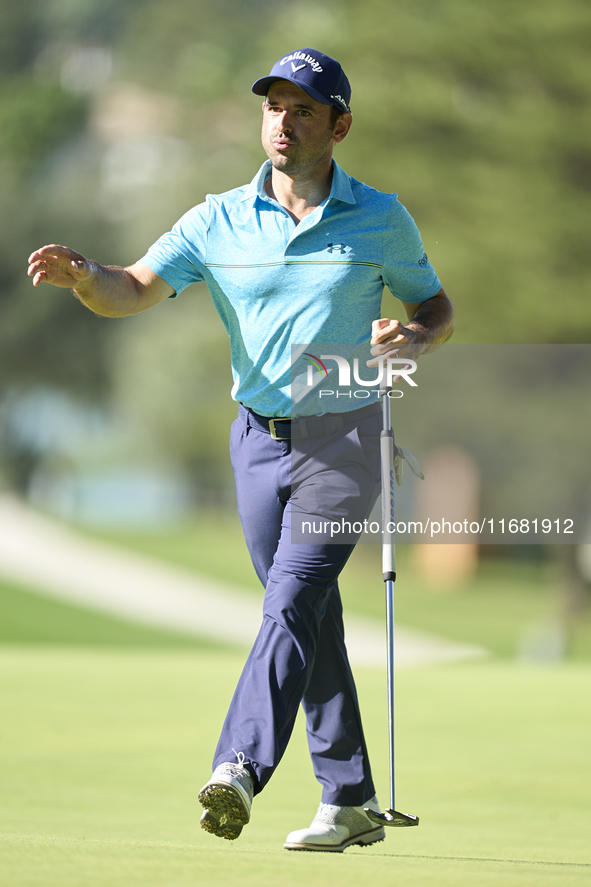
[0,0,590,513]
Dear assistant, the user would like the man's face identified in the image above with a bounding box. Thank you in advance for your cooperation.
[261,81,349,177]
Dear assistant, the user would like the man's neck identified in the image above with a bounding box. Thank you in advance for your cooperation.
[265,163,334,223]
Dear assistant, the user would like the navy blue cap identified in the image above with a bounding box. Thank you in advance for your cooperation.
[252,48,351,113]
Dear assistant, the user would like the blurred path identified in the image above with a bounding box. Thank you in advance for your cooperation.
[0,495,487,667]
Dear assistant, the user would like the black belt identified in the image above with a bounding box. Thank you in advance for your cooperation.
[240,402,380,441]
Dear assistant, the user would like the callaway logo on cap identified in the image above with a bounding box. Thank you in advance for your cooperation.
[252,48,351,113]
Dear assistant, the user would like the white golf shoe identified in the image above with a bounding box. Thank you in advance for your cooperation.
[198,752,254,841]
[284,794,386,852]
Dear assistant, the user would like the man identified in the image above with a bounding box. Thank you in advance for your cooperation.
[28,48,453,851]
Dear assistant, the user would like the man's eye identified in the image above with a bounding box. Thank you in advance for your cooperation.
[298,110,311,117]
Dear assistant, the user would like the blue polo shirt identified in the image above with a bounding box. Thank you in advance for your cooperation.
[139,160,441,417]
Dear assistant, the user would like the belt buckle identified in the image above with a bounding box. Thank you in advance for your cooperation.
[269,418,290,440]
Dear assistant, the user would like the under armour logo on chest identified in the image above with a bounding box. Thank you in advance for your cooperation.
[327,243,349,254]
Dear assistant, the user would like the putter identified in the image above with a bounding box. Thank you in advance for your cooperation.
[364,386,419,828]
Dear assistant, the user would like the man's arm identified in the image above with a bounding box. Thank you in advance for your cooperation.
[367,288,454,366]
[27,244,174,317]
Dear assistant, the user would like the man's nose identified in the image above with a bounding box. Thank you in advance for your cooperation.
[276,110,292,131]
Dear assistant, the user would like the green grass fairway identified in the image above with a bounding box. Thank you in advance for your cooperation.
[1,648,589,886]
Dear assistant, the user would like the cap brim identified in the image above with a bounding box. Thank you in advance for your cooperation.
[251,75,333,106]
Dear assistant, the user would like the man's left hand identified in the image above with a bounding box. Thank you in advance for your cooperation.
[367,317,418,367]
[367,289,454,367]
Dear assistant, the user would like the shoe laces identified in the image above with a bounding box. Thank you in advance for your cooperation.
[225,748,246,777]
[232,749,245,768]
[315,801,371,828]
[219,750,253,796]
[315,802,341,824]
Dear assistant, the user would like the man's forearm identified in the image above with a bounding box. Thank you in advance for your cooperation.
[28,245,174,313]
[72,263,142,317]
[405,289,454,347]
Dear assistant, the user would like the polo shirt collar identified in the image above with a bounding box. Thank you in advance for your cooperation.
[329,160,356,204]
[241,160,356,205]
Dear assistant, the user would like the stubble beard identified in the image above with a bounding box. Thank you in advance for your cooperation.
[262,126,335,178]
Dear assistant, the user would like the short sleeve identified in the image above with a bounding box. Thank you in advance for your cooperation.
[138,201,210,297]
[381,197,441,303]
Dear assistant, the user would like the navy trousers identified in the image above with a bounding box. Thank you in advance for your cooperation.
[212,403,381,806]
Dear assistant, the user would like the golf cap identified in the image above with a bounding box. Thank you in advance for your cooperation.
[252,49,351,113]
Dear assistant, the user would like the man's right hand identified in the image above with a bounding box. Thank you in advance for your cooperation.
[27,244,94,289]
[27,244,174,317]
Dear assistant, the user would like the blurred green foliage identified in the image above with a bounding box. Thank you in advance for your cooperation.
[0,0,590,491]
[0,81,84,174]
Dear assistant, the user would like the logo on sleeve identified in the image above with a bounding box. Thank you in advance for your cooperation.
[418,253,429,267]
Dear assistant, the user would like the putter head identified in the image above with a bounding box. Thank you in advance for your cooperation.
[365,807,419,827]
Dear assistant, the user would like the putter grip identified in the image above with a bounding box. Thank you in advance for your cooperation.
[380,429,396,580]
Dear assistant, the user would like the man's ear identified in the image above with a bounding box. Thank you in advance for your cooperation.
[333,112,352,143]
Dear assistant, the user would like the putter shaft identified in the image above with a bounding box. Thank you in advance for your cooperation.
[373,387,419,827]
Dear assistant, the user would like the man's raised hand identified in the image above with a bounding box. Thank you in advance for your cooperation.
[27,244,93,289]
